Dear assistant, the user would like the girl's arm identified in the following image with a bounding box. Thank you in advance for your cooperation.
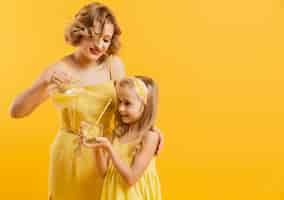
[92,131,159,187]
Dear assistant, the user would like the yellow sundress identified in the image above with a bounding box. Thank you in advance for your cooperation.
[48,81,116,200]
[101,137,162,200]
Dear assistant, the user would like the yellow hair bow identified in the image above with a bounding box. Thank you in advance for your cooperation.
[133,78,148,104]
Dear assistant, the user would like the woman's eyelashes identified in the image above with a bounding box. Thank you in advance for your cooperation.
[90,32,110,43]
[103,39,110,43]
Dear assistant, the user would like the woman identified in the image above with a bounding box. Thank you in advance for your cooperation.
[10,2,163,200]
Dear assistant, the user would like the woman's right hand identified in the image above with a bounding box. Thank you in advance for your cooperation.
[9,65,75,118]
[40,67,74,91]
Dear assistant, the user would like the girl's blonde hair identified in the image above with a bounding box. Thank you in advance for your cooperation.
[64,2,121,63]
[113,76,159,140]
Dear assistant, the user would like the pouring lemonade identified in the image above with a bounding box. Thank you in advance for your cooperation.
[51,80,113,142]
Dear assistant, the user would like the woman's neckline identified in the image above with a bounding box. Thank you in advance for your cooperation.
[57,57,112,88]
[60,55,105,73]
[80,80,114,89]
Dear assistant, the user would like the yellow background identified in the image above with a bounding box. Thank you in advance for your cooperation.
[1,0,284,199]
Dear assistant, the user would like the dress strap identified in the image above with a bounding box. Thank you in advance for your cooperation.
[107,55,113,80]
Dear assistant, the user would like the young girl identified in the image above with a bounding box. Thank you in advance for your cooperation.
[81,76,162,199]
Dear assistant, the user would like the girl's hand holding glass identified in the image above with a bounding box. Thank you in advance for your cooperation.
[80,121,104,143]
[83,136,112,152]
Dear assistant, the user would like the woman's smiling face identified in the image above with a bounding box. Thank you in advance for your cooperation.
[78,21,114,61]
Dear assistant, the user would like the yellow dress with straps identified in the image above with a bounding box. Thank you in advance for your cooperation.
[100,137,162,200]
[48,81,116,200]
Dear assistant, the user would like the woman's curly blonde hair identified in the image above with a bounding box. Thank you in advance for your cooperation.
[64,2,121,63]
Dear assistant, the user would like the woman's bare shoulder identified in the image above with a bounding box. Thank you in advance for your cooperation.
[108,55,126,80]
[43,56,70,73]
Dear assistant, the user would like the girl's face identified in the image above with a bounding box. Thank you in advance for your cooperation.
[78,21,114,61]
[116,86,144,124]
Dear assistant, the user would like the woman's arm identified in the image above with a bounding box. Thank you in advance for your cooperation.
[152,127,164,155]
[91,131,159,187]
[9,68,52,118]
[9,64,72,118]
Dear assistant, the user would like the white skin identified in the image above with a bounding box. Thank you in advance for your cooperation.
[10,19,163,153]
[81,84,160,187]
[9,21,125,118]
[117,85,145,125]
